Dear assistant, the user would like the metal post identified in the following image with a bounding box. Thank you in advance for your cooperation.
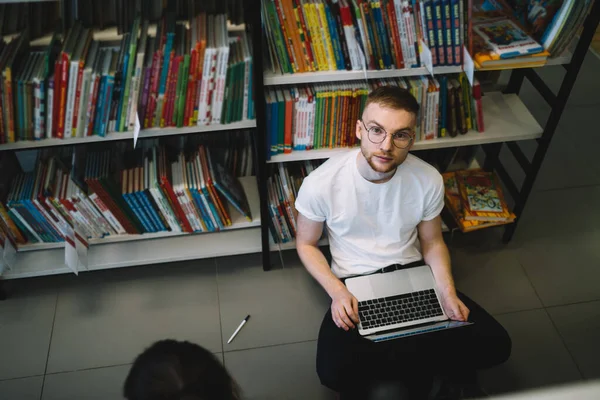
[504,68,526,95]
[247,0,272,270]
[503,0,600,243]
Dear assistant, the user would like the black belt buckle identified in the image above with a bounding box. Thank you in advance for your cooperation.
[380,264,402,274]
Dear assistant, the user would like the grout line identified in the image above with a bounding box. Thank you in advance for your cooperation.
[39,290,59,400]
[515,255,547,309]
[535,182,600,194]
[0,374,44,383]
[223,338,317,355]
[543,307,585,379]
[215,258,225,359]
[544,298,600,310]
[491,306,546,317]
[43,362,132,377]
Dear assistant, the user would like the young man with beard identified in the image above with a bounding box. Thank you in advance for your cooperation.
[295,86,511,399]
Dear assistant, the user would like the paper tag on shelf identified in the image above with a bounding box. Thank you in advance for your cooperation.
[74,226,89,271]
[133,113,141,149]
[2,236,16,271]
[463,46,475,87]
[420,40,434,77]
[65,226,79,276]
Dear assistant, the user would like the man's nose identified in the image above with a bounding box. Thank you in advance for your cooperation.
[379,134,394,152]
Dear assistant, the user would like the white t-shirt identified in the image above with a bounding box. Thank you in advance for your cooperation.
[295,149,444,278]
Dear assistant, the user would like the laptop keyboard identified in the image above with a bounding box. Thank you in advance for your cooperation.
[358,289,444,330]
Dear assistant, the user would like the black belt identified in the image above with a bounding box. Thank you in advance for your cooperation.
[378,259,425,274]
[342,260,425,283]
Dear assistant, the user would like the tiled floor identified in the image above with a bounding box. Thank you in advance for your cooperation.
[2,52,600,399]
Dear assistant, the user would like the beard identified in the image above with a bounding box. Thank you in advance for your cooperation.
[361,147,402,174]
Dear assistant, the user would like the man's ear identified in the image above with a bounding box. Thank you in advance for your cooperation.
[356,120,362,141]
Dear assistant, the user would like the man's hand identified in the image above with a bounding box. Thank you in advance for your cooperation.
[441,293,470,321]
[330,286,360,331]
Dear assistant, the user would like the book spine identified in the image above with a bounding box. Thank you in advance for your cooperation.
[100,76,115,136]
[294,0,316,71]
[442,0,453,65]
[424,1,438,65]
[387,1,405,69]
[160,179,192,232]
[88,192,127,234]
[64,61,78,138]
[149,187,178,232]
[123,191,150,233]
[56,53,69,138]
[450,0,461,65]
[85,73,100,136]
[139,65,152,127]
[71,61,86,137]
[184,49,197,126]
[402,1,419,67]
[433,0,446,65]
[141,189,166,231]
[157,51,174,127]
[33,80,42,139]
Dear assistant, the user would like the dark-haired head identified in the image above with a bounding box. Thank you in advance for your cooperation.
[356,86,420,174]
[124,340,240,400]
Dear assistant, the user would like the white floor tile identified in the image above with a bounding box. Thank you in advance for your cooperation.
[42,365,130,400]
[511,187,600,307]
[224,341,334,400]
[217,252,330,351]
[0,278,57,380]
[547,300,600,379]
[451,247,542,315]
[0,376,43,400]
[479,309,582,395]
[46,259,222,373]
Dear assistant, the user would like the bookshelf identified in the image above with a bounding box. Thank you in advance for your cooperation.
[2,176,261,279]
[256,1,600,269]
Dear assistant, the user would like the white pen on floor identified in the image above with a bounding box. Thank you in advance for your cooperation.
[227,315,251,344]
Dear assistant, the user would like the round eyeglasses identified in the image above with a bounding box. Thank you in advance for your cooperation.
[360,120,414,149]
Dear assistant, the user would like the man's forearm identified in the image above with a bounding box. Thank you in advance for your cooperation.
[297,243,345,297]
[422,240,456,296]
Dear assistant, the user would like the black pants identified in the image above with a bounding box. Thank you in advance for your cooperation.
[316,292,511,398]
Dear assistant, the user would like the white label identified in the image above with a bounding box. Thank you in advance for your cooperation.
[64,225,79,275]
[133,113,141,149]
[463,46,475,87]
[74,223,89,271]
[3,237,16,271]
[419,40,434,77]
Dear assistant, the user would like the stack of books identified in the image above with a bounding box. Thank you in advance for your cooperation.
[266,73,484,156]
[470,0,595,69]
[0,9,254,144]
[510,0,595,57]
[262,0,467,74]
[268,160,323,243]
[442,169,515,233]
[0,136,254,245]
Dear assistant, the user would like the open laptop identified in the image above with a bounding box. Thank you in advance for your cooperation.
[345,264,472,342]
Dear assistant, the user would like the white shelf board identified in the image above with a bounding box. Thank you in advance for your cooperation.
[264,66,463,86]
[0,120,256,151]
[4,176,261,278]
[3,227,262,279]
[268,92,543,163]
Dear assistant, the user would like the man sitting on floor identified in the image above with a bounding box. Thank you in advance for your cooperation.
[295,86,511,400]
